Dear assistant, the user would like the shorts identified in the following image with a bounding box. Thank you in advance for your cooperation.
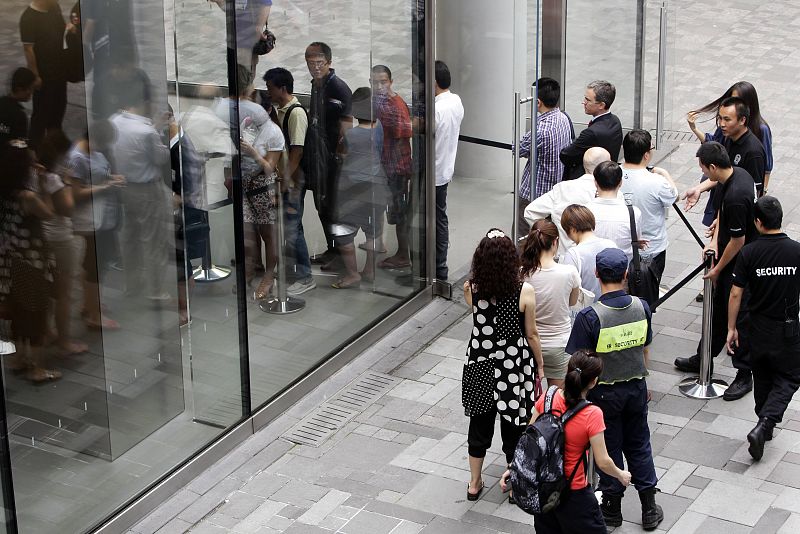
[80,231,114,283]
[386,173,411,225]
[542,346,570,381]
[49,238,78,282]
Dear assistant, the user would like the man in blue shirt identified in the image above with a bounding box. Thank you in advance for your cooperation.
[566,248,663,531]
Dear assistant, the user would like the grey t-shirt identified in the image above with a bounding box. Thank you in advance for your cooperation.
[561,236,619,302]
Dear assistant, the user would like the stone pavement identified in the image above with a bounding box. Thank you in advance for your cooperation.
[132,282,800,534]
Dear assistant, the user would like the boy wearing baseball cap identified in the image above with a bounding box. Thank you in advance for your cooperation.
[566,247,662,531]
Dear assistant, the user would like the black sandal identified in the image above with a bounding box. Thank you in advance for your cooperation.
[467,481,485,501]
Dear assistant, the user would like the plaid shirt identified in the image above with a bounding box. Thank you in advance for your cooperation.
[376,94,413,176]
[519,108,573,200]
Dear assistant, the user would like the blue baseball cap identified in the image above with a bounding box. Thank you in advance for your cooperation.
[596,248,628,278]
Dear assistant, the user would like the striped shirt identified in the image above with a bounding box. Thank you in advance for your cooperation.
[519,108,574,200]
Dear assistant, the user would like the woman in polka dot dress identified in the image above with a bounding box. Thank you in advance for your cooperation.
[462,228,544,502]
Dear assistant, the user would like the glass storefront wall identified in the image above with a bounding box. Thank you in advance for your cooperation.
[0,0,427,532]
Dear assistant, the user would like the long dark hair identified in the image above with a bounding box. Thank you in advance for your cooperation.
[0,143,33,198]
[521,220,559,275]
[691,81,767,142]
[469,228,520,300]
[563,350,603,408]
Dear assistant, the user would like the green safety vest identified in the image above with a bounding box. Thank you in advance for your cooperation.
[590,296,649,384]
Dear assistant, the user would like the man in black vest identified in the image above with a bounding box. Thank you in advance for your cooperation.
[727,196,800,460]
[559,80,623,181]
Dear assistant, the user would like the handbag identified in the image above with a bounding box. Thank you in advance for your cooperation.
[626,203,660,308]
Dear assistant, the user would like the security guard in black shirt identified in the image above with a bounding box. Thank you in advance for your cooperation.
[727,196,800,460]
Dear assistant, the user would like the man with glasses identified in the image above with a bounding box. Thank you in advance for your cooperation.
[304,42,353,270]
[620,129,678,290]
[560,80,623,181]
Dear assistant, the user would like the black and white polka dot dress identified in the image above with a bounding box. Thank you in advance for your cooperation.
[462,287,537,426]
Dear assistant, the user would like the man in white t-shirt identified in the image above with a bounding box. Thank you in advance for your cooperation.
[434,60,464,280]
[560,203,619,301]
[621,129,678,284]
[524,147,617,255]
[587,161,641,262]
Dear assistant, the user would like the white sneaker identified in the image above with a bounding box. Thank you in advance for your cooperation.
[286,278,316,295]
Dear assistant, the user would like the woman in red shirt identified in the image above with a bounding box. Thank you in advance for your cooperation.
[501,350,631,533]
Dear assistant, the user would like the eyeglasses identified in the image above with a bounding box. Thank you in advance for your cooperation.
[306,60,328,68]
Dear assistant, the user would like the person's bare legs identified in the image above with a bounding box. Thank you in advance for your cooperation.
[54,264,87,355]
[468,455,485,495]
[335,242,361,287]
[255,223,276,299]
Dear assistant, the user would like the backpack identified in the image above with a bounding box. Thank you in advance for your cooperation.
[509,385,591,515]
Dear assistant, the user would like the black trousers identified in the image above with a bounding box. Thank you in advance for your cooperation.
[649,250,666,284]
[435,184,448,279]
[468,409,524,464]
[30,79,67,150]
[694,266,751,372]
[750,317,800,424]
[533,486,607,534]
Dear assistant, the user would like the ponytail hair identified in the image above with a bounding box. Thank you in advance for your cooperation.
[563,350,603,408]
[521,219,559,275]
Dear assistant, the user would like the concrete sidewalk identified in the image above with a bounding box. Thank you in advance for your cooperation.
[130,288,800,534]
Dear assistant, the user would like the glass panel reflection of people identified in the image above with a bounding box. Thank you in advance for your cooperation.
[304,42,353,271]
[212,65,284,300]
[208,0,272,74]
[330,87,390,289]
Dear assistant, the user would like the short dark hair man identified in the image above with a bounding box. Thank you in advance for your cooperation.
[304,42,353,267]
[620,129,678,290]
[433,60,464,280]
[674,141,758,401]
[371,64,413,270]
[587,161,642,261]
[516,77,574,234]
[0,67,35,145]
[566,247,662,531]
[264,67,315,295]
[727,196,800,460]
[559,80,623,181]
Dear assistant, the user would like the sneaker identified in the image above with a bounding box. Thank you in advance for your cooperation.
[723,370,753,401]
[287,278,316,295]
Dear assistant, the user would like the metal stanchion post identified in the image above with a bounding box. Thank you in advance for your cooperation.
[512,92,535,246]
[679,251,729,399]
[260,187,305,314]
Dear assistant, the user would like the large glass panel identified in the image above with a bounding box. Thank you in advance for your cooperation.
[0,0,244,531]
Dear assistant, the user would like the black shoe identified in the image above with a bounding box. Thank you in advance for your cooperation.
[695,291,704,302]
[639,487,664,531]
[674,354,701,373]
[723,370,753,401]
[747,418,773,460]
[600,493,623,527]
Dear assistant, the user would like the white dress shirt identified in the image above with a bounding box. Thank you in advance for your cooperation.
[110,111,170,184]
[621,167,677,257]
[434,91,464,186]
[587,197,642,261]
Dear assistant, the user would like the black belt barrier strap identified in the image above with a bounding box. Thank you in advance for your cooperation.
[651,261,706,312]
[672,202,706,248]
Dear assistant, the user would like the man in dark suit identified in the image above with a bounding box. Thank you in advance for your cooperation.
[560,80,623,181]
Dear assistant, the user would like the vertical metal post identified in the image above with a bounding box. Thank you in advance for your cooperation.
[529,83,537,205]
[426,0,438,285]
[654,0,668,149]
[679,251,729,399]
[512,91,522,245]
[261,189,305,314]
[633,0,646,129]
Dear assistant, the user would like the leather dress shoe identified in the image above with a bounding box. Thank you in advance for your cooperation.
[723,370,753,401]
[674,354,700,373]
[747,418,774,460]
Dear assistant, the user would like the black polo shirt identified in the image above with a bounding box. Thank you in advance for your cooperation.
[716,167,757,267]
[308,69,352,155]
[19,5,66,82]
[0,96,28,145]
[722,129,766,194]
[733,233,800,321]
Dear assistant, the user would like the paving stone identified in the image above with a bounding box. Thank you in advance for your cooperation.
[768,460,800,489]
[390,520,426,534]
[689,480,776,526]
[188,521,229,534]
[398,474,475,520]
[695,516,752,534]
[657,460,698,494]
[319,434,406,472]
[778,513,800,534]
[217,491,265,519]
[418,516,500,534]
[660,428,743,469]
[365,499,437,524]
[231,500,286,533]
[155,517,194,534]
[296,489,350,526]
[271,481,329,509]
[675,485,702,500]
[340,510,401,534]
[752,507,793,534]
[665,510,707,534]
[620,489,690,531]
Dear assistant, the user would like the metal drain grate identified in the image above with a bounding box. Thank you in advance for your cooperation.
[283,371,399,447]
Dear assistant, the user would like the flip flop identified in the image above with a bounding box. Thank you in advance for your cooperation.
[85,318,121,331]
[467,481,485,501]
[377,258,411,269]
[331,279,361,290]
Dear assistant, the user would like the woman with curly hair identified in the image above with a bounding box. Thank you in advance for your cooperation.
[462,228,544,502]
